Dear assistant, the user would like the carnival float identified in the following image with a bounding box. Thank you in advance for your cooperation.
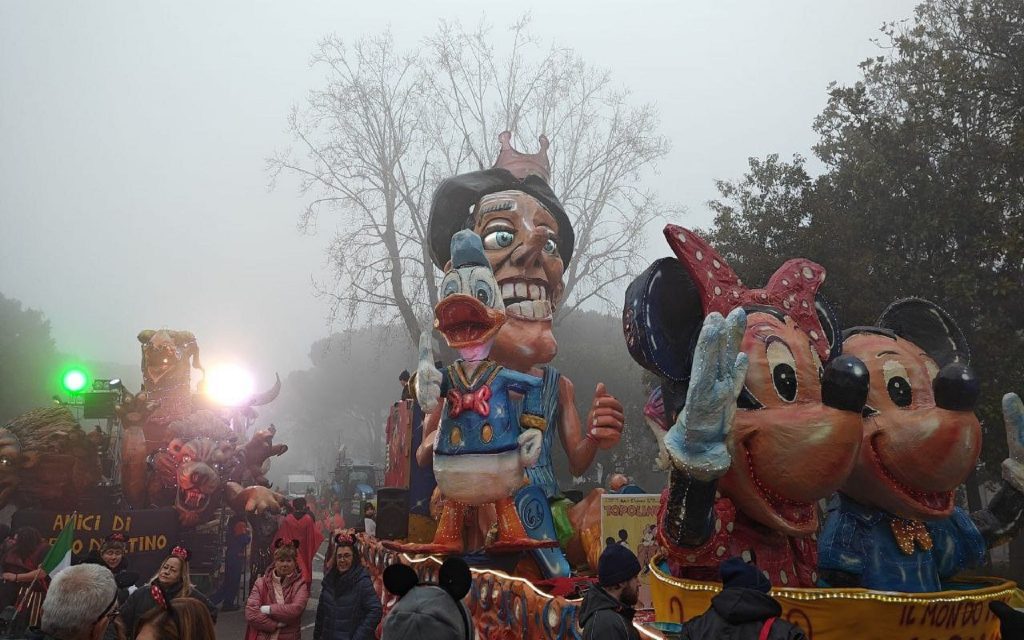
[364,131,1024,640]
[3,328,289,581]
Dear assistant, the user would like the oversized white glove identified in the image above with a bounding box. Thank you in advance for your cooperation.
[664,308,749,481]
[416,331,443,412]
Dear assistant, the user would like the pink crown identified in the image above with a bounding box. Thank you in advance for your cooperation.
[492,131,551,183]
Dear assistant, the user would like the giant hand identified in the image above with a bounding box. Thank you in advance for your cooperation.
[416,332,443,413]
[586,383,624,449]
[226,482,286,515]
[664,308,748,481]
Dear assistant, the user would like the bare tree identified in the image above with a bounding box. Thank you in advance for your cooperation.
[269,17,672,346]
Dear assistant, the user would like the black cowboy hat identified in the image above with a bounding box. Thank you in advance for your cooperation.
[427,168,574,269]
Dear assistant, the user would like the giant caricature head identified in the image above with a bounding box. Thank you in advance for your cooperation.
[428,132,574,370]
[840,299,981,521]
[624,226,869,536]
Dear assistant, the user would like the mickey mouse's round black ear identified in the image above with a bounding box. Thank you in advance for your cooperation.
[383,563,418,598]
[438,557,472,601]
[877,298,969,367]
[814,293,843,360]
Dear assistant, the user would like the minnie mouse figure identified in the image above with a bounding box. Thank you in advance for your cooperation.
[623,225,870,587]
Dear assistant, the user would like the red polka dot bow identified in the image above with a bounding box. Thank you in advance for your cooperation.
[663,225,832,360]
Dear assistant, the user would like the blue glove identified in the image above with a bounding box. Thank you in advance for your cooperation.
[664,308,748,481]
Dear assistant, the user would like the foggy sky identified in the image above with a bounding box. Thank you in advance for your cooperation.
[0,0,920,386]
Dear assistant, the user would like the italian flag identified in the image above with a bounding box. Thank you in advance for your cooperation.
[40,514,76,576]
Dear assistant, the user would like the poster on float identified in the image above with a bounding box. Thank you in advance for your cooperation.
[600,493,661,610]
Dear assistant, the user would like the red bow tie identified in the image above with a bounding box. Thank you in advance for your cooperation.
[447,385,491,418]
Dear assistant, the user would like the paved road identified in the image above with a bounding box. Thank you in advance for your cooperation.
[216,550,325,639]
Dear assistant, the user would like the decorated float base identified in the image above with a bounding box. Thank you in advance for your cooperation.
[360,536,662,640]
[650,556,1022,640]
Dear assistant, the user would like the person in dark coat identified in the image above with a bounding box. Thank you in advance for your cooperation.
[211,515,252,611]
[80,533,141,640]
[579,543,641,640]
[0,526,50,633]
[81,533,140,603]
[680,557,808,640]
[991,601,1024,639]
[120,545,217,636]
[313,535,381,640]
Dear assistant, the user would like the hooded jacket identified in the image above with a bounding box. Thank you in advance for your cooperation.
[244,565,310,640]
[680,588,807,640]
[313,565,381,640]
[578,584,640,640]
[274,512,324,585]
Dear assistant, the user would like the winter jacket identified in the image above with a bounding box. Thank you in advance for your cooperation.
[578,584,640,640]
[245,565,310,640]
[120,579,217,636]
[680,588,808,640]
[313,565,381,640]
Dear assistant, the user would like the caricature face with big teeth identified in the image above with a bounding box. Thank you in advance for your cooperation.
[470,190,564,370]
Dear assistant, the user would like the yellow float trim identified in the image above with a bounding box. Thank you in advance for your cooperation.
[649,555,1018,604]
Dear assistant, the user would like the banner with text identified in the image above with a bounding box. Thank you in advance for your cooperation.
[12,508,181,578]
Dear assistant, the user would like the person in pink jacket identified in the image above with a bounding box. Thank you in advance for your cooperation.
[245,539,311,640]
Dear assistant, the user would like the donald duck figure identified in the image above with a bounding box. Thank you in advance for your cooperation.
[396,229,559,555]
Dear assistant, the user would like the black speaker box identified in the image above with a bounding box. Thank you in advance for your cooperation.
[375,487,409,540]
[83,391,118,419]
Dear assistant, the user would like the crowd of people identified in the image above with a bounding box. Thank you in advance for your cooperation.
[4,510,1024,640]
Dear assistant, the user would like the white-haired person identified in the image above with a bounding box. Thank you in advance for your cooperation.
[25,563,119,640]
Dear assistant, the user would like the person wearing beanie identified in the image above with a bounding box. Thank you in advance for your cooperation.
[680,557,808,640]
[579,544,642,640]
[80,533,141,640]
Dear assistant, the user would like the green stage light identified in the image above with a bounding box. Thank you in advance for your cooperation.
[61,369,88,394]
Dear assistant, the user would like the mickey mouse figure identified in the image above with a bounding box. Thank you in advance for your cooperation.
[818,298,1024,592]
[382,557,476,639]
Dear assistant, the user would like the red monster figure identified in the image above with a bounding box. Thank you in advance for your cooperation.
[623,225,869,587]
